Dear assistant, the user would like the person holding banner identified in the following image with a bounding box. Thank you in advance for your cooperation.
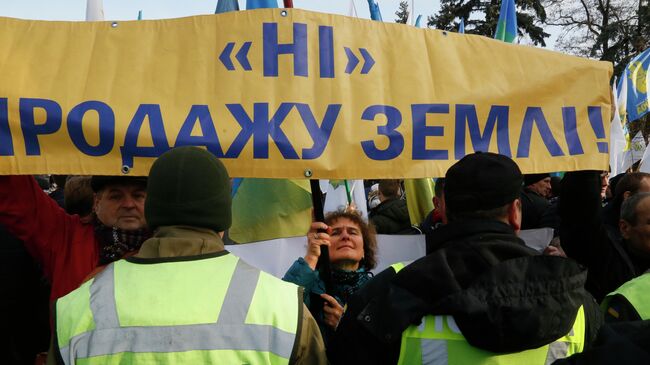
[283,209,377,338]
[328,152,602,365]
[0,174,150,302]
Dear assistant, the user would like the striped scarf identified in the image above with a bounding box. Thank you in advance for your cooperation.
[93,217,151,265]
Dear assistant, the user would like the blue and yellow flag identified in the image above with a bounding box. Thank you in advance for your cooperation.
[230,178,312,243]
[494,0,517,43]
[404,178,435,225]
[415,14,423,28]
[367,0,383,21]
[247,0,278,9]
[619,47,650,123]
[216,0,240,14]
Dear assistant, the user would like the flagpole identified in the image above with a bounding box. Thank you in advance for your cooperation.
[344,180,352,204]
[309,180,332,292]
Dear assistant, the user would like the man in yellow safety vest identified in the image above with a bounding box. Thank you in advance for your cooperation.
[53,146,327,365]
[328,152,603,365]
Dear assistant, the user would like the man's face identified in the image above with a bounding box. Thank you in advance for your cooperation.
[600,172,609,199]
[620,196,650,255]
[529,177,552,197]
[94,184,146,230]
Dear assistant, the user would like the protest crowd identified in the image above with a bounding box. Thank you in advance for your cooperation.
[4,151,650,364]
[2,0,650,364]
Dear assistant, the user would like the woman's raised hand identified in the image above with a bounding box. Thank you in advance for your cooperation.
[304,221,330,270]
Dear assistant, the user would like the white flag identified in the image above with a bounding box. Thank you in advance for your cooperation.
[639,142,650,173]
[610,78,627,176]
[623,131,646,172]
[348,0,358,17]
[320,179,369,219]
[86,0,104,21]
[410,0,415,25]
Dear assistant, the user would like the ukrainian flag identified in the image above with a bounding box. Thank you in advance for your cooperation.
[619,48,650,123]
[494,0,517,43]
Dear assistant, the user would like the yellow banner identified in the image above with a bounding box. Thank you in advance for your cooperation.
[0,9,612,178]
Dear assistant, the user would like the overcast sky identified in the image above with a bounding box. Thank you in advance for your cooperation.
[0,0,557,48]
[0,0,435,22]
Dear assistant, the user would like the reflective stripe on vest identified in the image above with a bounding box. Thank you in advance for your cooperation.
[56,254,299,364]
[397,305,586,365]
[390,261,411,273]
[390,260,586,364]
[391,262,406,273]
[603,272,650,320]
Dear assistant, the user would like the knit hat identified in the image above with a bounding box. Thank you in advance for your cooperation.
[91,175,147,192]
[444,152,523,215]
[523,173,550,187]
[145,147,232,232]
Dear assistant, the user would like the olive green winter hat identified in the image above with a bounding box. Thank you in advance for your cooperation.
[145,147,232,232]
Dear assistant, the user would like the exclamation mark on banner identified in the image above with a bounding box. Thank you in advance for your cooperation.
[588,106,608,153]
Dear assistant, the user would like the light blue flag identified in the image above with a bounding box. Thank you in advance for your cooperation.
[619,47,650,123]
[494,0,517,43]
[414,14,422,28]
[367,0,382,21]
[216,0,239,13]
[459,17,465,33]
[247,0,278,9]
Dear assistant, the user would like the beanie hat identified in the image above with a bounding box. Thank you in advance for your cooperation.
[91,175,147,192]
[145,147,232,232]
[444,152,523,215]
[523,173,551,187]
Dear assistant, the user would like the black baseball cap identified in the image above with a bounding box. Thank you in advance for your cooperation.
[444,152,523,215]
[524,173,551,187]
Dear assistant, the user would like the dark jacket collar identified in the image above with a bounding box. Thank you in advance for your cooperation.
[428,219,519,250]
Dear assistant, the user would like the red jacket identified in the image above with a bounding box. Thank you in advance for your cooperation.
[0,175,99,301]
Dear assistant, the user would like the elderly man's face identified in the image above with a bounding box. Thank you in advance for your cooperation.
[94,184,146,230]
[621,196,650,255]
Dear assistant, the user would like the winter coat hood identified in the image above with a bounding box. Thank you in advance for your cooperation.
[430,254,587,352]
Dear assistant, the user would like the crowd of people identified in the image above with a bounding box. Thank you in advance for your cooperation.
[1,147,650,364]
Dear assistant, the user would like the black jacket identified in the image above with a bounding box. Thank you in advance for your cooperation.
[328,220,602,365]
[560,171,650,302]
[0,226,51,365]
[369,198,412,234]
[418,209,443,254]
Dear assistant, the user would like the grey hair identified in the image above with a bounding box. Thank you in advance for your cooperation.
[620,192,650,225]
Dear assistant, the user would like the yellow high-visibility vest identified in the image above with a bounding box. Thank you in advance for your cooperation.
[602,272,650,320]
[390,262,585,365]
[56,253,300,364]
